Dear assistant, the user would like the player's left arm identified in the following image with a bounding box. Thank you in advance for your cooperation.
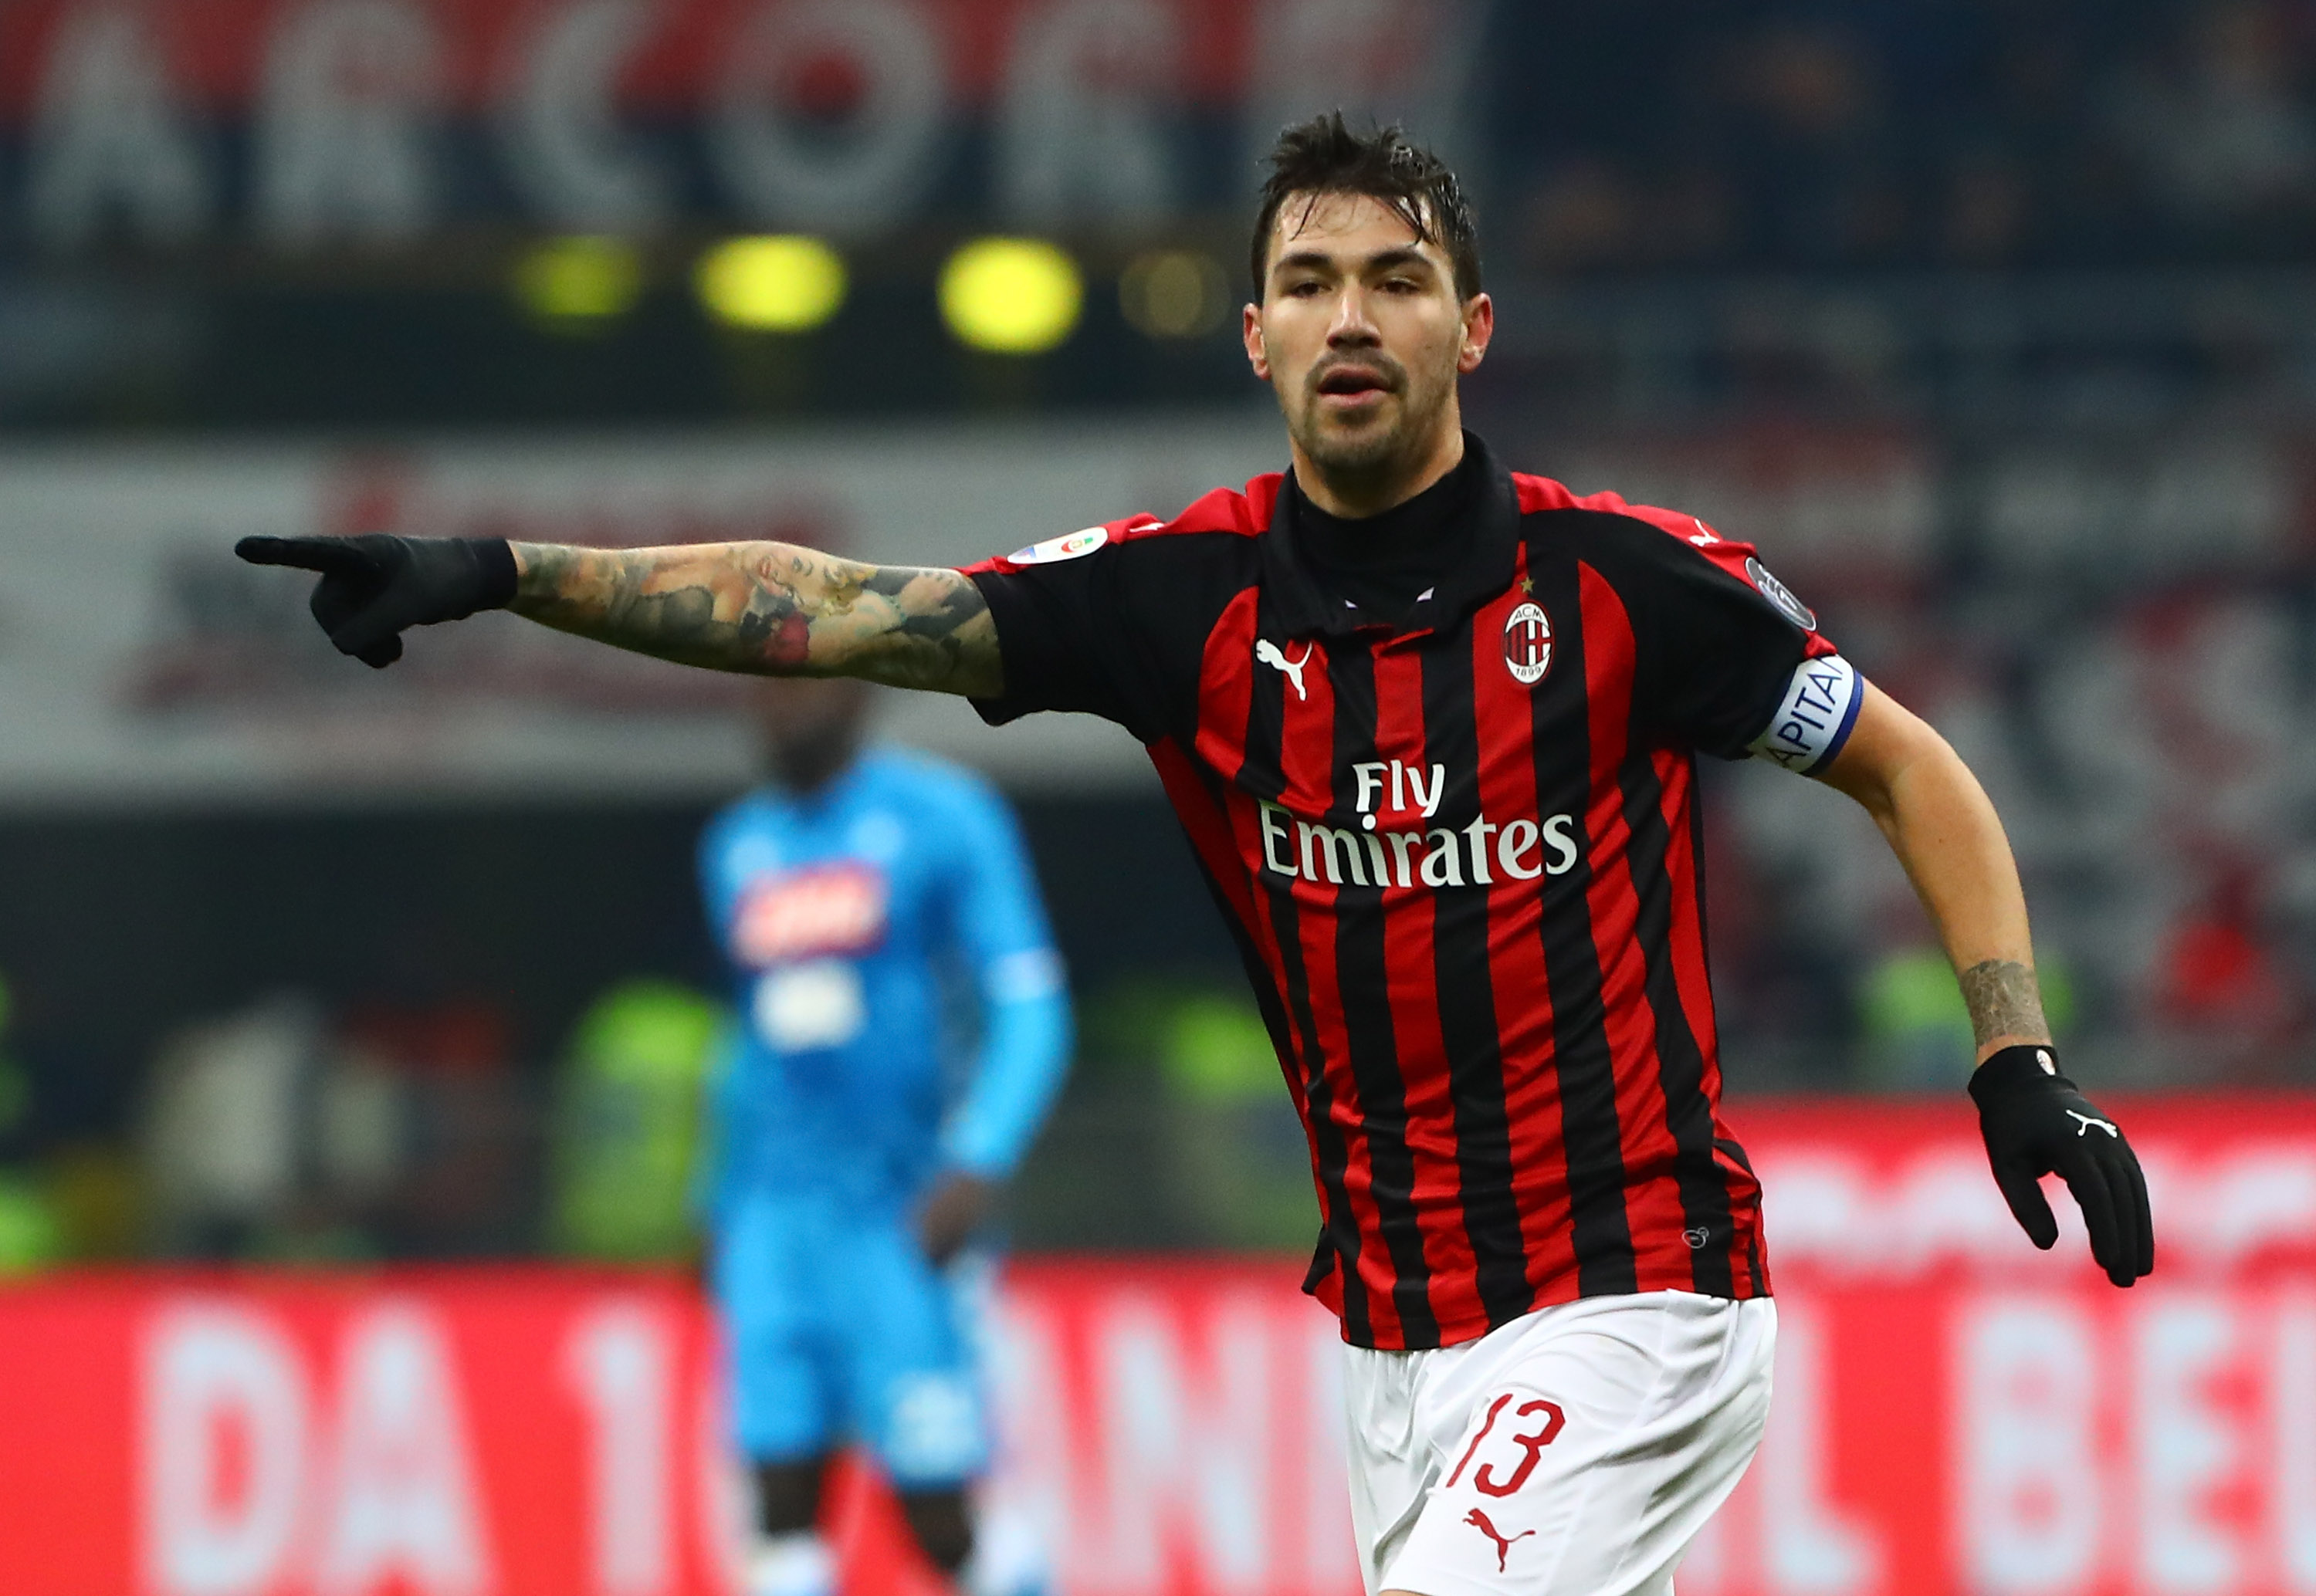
[1816,683,2154,1286]
[1813,685,2043,1057]
[916,784,1075,1266]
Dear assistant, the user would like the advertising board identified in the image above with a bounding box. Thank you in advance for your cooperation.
[2,1097,2313,1596]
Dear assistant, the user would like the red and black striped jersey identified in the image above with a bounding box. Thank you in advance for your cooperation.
[962,435,1860,1350]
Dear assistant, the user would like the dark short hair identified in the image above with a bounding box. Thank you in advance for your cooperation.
[1251,113,1482,301]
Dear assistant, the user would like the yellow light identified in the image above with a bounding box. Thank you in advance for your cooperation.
[1120,249,1231,339]
[940,238,1083,354]
[696,236,848,333]
[514,236,645,325]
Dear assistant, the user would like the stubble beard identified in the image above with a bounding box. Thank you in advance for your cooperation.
[1285,362,1457,501]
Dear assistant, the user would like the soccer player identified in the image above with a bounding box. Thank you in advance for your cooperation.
[241,115,2152,1596]
[695,674,1071,1596]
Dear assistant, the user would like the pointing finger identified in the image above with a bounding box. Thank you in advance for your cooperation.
[235,535,374,575]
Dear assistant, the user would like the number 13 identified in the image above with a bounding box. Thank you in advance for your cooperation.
[1447,1392,1566,1498]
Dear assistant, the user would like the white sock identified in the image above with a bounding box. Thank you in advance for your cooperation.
[964,1505,1049,1596]
[748,1533,835,1596]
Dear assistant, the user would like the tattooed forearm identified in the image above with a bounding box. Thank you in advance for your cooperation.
[506,540,1002,696]
[1959,959,2051,1050]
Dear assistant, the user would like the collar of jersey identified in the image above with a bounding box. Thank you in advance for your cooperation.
[1259,430,1522,643]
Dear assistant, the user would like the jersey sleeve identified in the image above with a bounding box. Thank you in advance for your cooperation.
[931,775,1073,1180]
[960,516,1166,739]
[1610,510,1861,775]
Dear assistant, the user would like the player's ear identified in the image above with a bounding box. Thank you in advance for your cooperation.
[1243,302,1271,381]
[1458,292,1495,374]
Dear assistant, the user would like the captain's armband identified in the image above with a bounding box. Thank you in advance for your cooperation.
[1747,654,1863,775]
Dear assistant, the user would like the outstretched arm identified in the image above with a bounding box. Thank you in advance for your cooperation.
[510,541,1001,695]
[1817,682,2152,1287]
[235,533,1002,695]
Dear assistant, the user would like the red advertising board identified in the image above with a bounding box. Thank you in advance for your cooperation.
[1,1095,2313,1596]
[1690,1096,2316,1596]
[0,1270,740,1595]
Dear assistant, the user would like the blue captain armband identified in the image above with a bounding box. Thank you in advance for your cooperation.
[1748,654,1863,775]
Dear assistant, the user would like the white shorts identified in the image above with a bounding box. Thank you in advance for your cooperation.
[1343,1290,1775,1596]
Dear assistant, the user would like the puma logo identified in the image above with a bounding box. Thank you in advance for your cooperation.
[1255,639,1312,701]
[2067,1110,2118,1138]
[1464,1507,1536,1572]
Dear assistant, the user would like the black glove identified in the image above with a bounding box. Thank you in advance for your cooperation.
[235,534,518,668]
[1970,1044,2153,1287]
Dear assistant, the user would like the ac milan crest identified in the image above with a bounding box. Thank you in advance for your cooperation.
[1503,601,1553,685]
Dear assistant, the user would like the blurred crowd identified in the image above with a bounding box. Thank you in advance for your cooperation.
[1494,0,2316,272]
[1508,412,2316,1092]
[0,972,1311,1267]
[1692,472,2316,1091]
[0,979,718,1269]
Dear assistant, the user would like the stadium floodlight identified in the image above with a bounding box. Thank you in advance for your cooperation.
[1119,249,1231,340]
[940,238,1083,355]
[696,236,848,333]
[514,236,645,326]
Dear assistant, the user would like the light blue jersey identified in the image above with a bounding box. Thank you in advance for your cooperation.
[696,746,1071,1482]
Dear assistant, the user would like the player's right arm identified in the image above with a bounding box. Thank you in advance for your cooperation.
[234,533,1003,696]
[510,540,1001,695]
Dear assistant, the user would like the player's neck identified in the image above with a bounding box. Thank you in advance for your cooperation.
[1291,418,1467,521]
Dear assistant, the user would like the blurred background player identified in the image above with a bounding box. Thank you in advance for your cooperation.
[697,675,1072,1596]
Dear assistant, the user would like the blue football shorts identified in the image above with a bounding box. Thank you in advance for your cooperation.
[712,1189,990,1489]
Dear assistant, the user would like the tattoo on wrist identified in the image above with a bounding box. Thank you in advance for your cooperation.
[1959,959,2050,1049]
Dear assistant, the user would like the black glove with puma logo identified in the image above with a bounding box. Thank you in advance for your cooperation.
[1969,1043,2153,1287]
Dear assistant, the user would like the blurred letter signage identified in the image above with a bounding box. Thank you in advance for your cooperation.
[4,1098,2316,1596]
[0,0,1480,252]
